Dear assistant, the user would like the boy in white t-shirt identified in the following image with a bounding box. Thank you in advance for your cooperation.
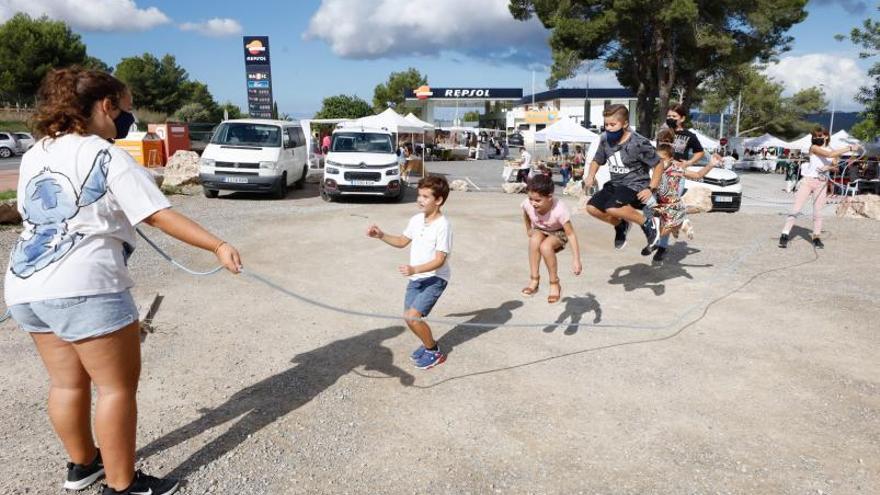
[367,176,452,369]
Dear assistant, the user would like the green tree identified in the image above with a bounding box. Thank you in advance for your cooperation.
[173,102,212,123]
[701,65,826,138]
[314,94,373,119]
[850,115,878,141]
[217,101,243,121]
[462,111,481,122]
[837,6,880,129]
[115,53,220,117]
[0,14,105,104]
[509,0,808,134]
[372,68,427,114]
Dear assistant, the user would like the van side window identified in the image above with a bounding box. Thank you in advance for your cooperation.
[284,128,296,148]
[291,127,305,147]
[0,133,9,140]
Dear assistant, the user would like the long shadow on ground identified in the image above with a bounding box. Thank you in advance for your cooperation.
[543,293,602,335]
[439,300,523,355]
[137,325,412,479]
[607,244,713,296]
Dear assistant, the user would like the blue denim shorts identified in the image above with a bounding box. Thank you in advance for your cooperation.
[404,276,448,316]
[10,290,139,342]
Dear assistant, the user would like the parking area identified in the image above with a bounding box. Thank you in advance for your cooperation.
[0,168,877,494]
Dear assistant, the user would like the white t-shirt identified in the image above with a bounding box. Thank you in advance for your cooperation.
[519,150,532,170]
[803,150,833,179]
[402,213,452,281]
[4,134,171,306]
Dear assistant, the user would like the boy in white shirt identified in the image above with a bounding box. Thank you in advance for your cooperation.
[367,176,452,369]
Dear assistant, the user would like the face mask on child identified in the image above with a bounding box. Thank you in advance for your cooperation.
[606,128,624,146]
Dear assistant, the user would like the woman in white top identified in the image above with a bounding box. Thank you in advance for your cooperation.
[779,127,856,249]
[5,68,242,495]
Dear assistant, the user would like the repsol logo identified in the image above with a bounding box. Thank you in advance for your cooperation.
[246,56,268,62]
[444,89,490,98]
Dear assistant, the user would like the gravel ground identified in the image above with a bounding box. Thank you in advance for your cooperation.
[1,170,878,494]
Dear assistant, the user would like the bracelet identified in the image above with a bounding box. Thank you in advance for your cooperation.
[213,240,227,254]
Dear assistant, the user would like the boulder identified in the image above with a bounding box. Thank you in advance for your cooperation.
[563,180,584,197]
[162,150,201,188]
[682,185,713,213]
[449,179,469,192]
[502,182,526,194]
[836,194,880,219]
[0,199,21,224]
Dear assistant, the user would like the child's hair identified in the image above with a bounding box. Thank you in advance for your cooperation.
[603,104,629,122]
[526,173,554,196]
[33,66,128,138]
[811,126,828,139]
[417,176,450,205]
[655,128,675,144]
[668,103,688,119]
[656,142,674,158]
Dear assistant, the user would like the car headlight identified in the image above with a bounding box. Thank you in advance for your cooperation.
[325,160,341,168]
[326,167,339,174]
[259,161,279,170]
[199,158,215,168]
[386,168,399,176]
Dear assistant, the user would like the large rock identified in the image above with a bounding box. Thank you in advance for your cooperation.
[836,194,880,219]
[162,150,201,188]
[682,185,713,213]
[449,179,469,192]
[0,199,21,224]
[502,182,526,194]
[563,180,584,197]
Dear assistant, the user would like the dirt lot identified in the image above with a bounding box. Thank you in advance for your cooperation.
[1,172,878,494]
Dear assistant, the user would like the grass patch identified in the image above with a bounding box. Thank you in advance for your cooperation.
[0,190,16,201]
[0,120,30,132]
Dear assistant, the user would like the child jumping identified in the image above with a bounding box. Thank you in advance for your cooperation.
[520,174,582,304]
[367,176,453,369]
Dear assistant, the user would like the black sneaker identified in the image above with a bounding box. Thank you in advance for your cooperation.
[812,237,824,249]
[614,221,630,249]
[778,233,789,248]
[640,245,652,256]
[641,216,660,249]
[102,470,179,495]
[64,450,104,490]
[652,246,667,264]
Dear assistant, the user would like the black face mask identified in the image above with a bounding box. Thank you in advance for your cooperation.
[606,128,624,146]
[114,111,136,140]
[666,118,679,129]
[812,137,827,146]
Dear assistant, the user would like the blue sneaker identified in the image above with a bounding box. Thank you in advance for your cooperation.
[410,345,426,361]
[414,348,446,369]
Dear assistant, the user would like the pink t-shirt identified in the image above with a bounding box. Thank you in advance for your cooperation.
[521,197,571,232]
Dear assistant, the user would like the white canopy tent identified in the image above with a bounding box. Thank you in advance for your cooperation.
[785,131,862,153]
[688,128,720,152]
[743,133,789,149]
[535,118,601,161]
[785,134,812,152]
[404,112,435,131]
[351,108,425,135]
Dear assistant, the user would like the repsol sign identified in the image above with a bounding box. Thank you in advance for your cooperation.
[405,87,523,100]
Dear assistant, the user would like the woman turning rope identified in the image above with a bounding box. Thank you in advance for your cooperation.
[4,67,242,494]
[779,127,856,249]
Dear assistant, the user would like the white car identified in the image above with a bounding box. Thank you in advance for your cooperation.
[0,131,22,158]
[13,132,35,151]
[320,126,403,202]
[594,164,742,212]
[198,119,309,199]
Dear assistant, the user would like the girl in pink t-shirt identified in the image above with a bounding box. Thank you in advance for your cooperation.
[521,174,582,304]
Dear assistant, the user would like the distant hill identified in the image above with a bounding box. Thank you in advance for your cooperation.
[691,111,863,134]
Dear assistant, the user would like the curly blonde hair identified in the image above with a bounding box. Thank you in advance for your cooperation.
[32,66,127,138]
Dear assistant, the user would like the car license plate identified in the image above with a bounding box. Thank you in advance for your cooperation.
[715,196,733,203]
[223,177,248,184]
[352,180,373,186]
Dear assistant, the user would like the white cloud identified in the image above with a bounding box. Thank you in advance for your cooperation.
[303,0,549,66]
[180,18,242,37]
[0,0,170,31]
[763,54,869,111]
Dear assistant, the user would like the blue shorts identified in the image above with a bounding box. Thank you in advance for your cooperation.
[10,290,139,342]
[404,277,448,316]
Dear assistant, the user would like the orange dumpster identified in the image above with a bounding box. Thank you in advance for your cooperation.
[116,132,165,167]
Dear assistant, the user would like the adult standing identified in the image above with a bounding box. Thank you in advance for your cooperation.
[321,133,331,155]
[650,105,706,263]
[5,67,242,495]
[516,146,532,183]
[779,127,856,248]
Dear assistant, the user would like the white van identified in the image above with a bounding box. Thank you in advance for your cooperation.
[320,126,403,202]
[199,119,308,199]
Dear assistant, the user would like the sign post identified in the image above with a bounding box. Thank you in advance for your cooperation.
[243,36,274,119]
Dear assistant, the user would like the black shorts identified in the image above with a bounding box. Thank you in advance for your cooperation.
[588,182,644,211]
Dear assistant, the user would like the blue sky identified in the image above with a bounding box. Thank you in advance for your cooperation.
[1,0,876,115]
